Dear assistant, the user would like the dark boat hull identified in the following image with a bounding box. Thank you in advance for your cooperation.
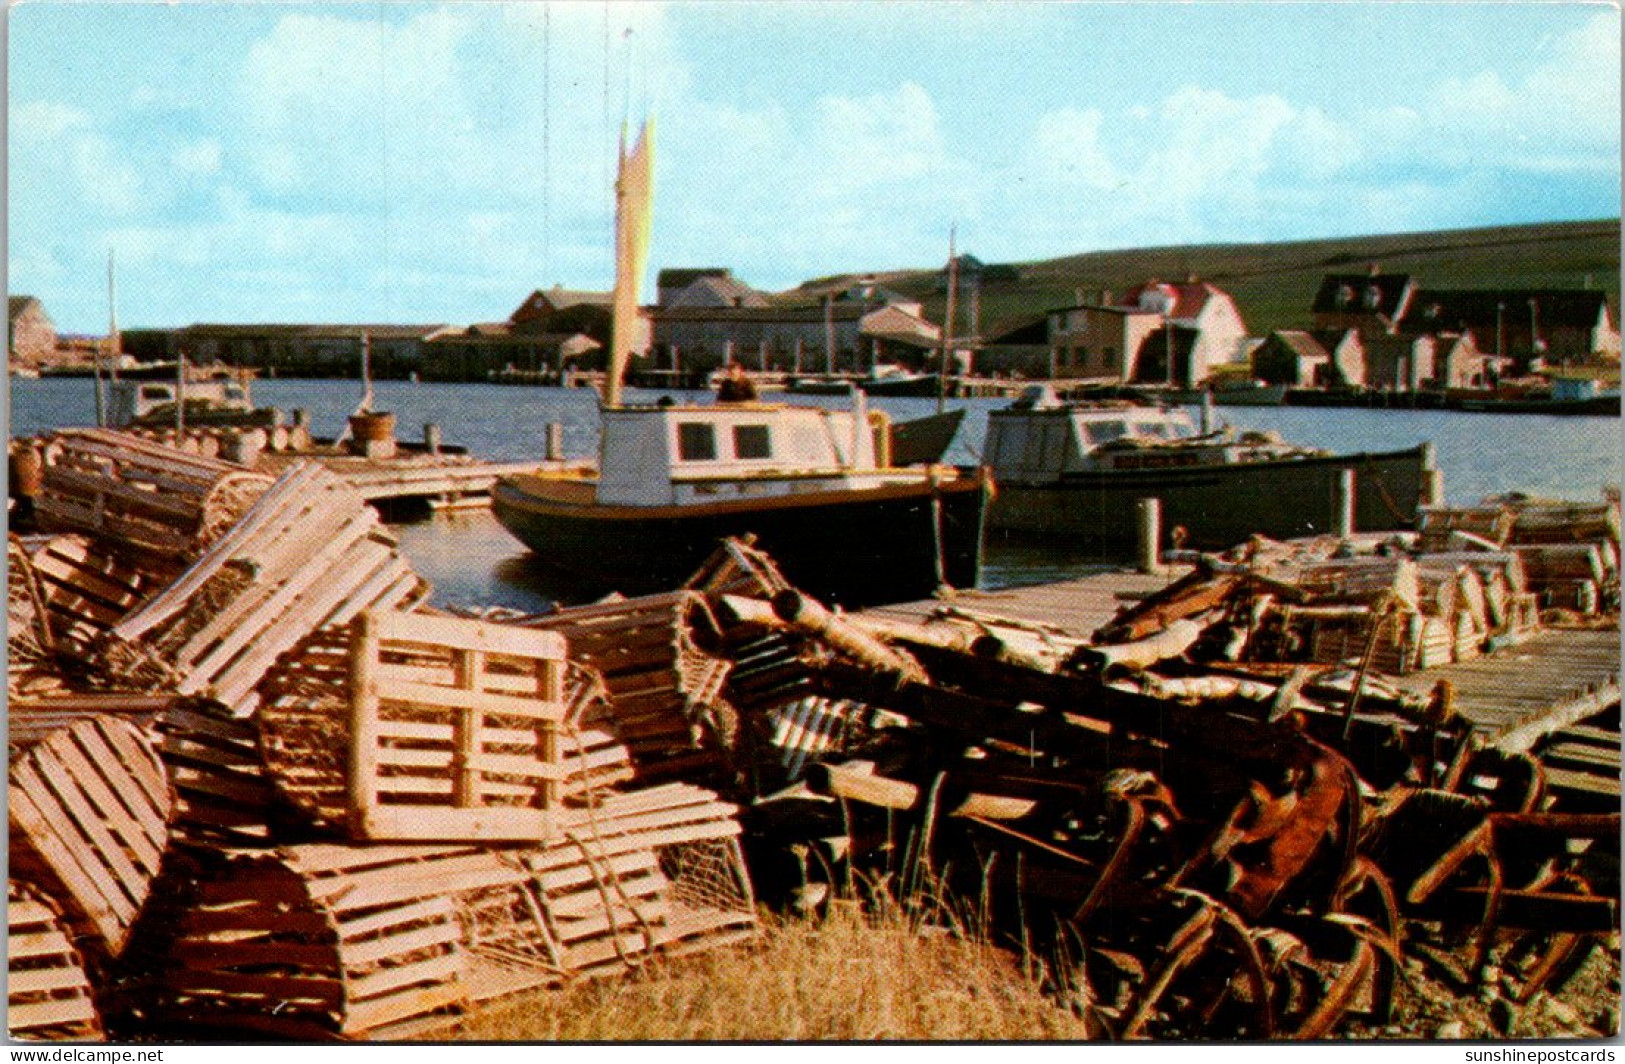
[493,475,988,608]
[987,445,1435,549]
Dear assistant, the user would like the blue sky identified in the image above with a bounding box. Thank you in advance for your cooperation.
[8,1,1621,333]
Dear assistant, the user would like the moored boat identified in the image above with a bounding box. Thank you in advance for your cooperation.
[492,119,989,607]
[493,398,987,606]
[983,386,1441,548]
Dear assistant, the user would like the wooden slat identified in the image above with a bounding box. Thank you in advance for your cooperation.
[377,610,567,660]
[376,678,565,721]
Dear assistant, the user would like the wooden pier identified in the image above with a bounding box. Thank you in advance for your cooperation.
[254,453,546,505]
[864,567,1188,638]
[865,567,1620,745]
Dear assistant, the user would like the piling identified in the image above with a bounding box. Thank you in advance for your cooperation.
[1421,441,1445,505]
[546,422,565,462]
[1137,497,1163,575]
[424,423,443,456]
[1337,467,1357,539]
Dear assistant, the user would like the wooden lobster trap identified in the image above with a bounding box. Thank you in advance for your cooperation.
[15,533,178,660]
[255,620,634,836]
[251,612,635,840]
[98,462,429,714]
[346,610,573,841]
[149,786,756,1040]
[8,881,104,1041]
[8,715,175,962]
[520,590,736,783]
[34,429,274,563]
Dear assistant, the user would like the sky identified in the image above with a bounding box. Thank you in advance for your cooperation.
[7,1,1621,334]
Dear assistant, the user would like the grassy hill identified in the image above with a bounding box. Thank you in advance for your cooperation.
[784,219,1621,339]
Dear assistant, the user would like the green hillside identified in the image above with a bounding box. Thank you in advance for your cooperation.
[785,219,1621,338]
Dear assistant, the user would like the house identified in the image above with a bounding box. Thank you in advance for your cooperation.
[1313,328,1367,388]
[664,273,770,310]
[937,254,1020,292]
[1399,289,1620,368]
[837,278,923,319]
[976,316,1051,377]
[1252,331,1331,387]
[1046,278,1250,387]
[8,296,57,365]
[1361,334,1437,392]
[1310,267,1416,334]
[1429,332,1503,390]
[141,323,444,378]
[648,300,940,375]
[657,268,742,307]
[420,325,602,382]
[1548,365,1621,402]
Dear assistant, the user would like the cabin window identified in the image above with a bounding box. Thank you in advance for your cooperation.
[1083,420,1128,445]
[677,422,717,461]
[733,424,772,460]
[139,385,173,400]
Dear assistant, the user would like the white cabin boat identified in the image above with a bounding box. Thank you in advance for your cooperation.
[984,385,1439,547]
[493,396,988,605]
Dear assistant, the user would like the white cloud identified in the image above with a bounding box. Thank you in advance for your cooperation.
[172,138,222,176]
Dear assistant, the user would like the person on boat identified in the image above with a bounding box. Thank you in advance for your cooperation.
[716,361,758,402]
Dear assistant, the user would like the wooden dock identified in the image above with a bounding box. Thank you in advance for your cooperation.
[1390,627,1621,746]
[255,453,544,505]
[865,569,1621,744]
[863,567,1188,641]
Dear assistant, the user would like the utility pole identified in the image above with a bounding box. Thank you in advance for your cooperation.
[939,227,958,415]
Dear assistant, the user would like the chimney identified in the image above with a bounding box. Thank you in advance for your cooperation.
[1100,288,1113,306]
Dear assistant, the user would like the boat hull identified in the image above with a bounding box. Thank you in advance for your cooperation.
[493,473,988,608]
[986,445,1435,548]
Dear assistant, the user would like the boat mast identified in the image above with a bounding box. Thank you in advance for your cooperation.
[605,118,654,409]
[938,227,957,415]
[106,250,121,384]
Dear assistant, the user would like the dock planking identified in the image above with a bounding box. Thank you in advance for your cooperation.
[866,569,1621,747]
[863,567,1190,640]
[254,453,542,504]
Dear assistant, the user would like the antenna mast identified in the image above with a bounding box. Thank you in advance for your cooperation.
[938,227,958,415]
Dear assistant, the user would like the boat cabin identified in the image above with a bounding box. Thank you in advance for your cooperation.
[985,385,1314,484]
[109,375,254,428]
[596,399,901,506]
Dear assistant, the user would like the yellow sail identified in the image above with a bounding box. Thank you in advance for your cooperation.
[606,117,655,408]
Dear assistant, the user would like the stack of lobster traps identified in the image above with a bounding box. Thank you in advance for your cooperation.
[7,431,757,1042]
[8,427,1618,1042]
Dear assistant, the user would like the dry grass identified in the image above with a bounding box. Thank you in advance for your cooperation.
[460,898,1093,1041]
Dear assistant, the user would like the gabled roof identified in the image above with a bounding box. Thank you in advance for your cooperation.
[1311,273,1414,317]
[984,315,1049,345]
[1310,327,1359,351]
[658,267,732,290]
[838,281,912,307]
[1266,330,1331,362]
[652,303,867,324]
[1118,280,1221,321]
[666,274,770,310]
[1400,289,1613,334]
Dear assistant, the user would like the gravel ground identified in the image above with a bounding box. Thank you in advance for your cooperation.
[1341,927,1621,1041]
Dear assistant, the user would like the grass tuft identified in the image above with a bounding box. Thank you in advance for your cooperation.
[460,895,1094,1042]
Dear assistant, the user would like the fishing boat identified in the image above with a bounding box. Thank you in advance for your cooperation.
[107,364,277,429]
[983,385,1441,548]
[492,121,988,607]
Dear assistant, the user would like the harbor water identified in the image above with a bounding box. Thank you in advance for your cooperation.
[10,376,1621,614]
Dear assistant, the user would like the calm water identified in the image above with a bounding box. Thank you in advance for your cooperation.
[10,376,1621,612]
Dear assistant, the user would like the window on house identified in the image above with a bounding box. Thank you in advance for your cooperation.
[677,422,718,461]
[733,424,771,459]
